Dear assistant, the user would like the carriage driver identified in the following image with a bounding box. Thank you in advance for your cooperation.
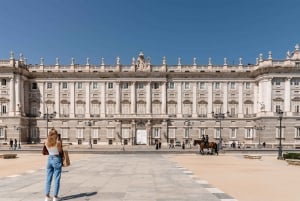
[201,134,205,142]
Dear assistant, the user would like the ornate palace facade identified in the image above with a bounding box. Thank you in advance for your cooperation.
[1,45,300,148]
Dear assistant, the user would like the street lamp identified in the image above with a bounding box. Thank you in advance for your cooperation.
[85,121,92,149]
[212,112,226,150]
[184,120,191,148]
[43,107,56,137]
[254,124,265,148]
[277,109,284,160]
[14,126,21,149]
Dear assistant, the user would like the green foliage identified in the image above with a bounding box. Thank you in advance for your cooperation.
[283,152,300,160]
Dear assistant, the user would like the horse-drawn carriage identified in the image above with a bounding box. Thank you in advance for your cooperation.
[193,139,219,155]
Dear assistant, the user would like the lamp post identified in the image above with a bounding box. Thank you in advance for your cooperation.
[85,121,92,149]
[212,112,226,150]
[43,107,56,137]
[14,126,21,149]
[277,109,284,160]
[184,120,191,148]
[254,124,265,148]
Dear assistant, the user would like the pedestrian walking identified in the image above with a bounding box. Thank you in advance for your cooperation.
[14,139,17,150]
[44,128,63,201]
[9,139,13,150]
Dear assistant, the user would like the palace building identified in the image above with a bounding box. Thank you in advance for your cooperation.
[1,44,300,148]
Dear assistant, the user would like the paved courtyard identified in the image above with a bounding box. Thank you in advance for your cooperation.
[0,153,235,201]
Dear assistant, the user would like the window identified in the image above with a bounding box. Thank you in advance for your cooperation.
[199,128,206,138]
[31,82,37,90]
[76,102,85,116]
[61,103,69,117]
[62,82,68,89]
[107,102,115,115]
[230,82,236,89]
[153,128,160,138]
[183,102,192,115]
[108,82,113,89]
[274,79,281,86]
[137,82,144,89]
[0,127,4,138]
[276,127,285,138]
[121,102,130,114]
[122,128,130,139]
[92,128,99,139]
[77,128,84,138]
[107,129,114,138]
[184,82,190,89]
[167,82,175,89]
[168,128,176,139]
[295,128,300,138]
[153,82,160,89]
[198,82,205,89]
[214,82,220,89]
[294,80,299,86]
[91,103,100,116]
[121,82,129,89]
[198,103,207,117]
[92,82,98,89]
[77,82,83,89]
[152,102,161,114]
[275,105,281,113]
[230,128,237,139]
[30,127,39,139]
[245,128,253,139]
[1,79,6,86]
[168,103,176,115]
[47,82,52,89]
[296,105,300,113]
[245,82,250,89]
[215,128,221,139]
[1,105,7,115]
[185,128,190,138]
[61,128,69,139]
[137,102,146,114]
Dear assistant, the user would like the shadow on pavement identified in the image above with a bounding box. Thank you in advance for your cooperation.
[61,191,97,200]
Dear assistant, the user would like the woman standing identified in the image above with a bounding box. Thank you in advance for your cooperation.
[44,128,63,201]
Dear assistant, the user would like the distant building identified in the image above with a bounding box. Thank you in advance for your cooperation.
[1,45,300,148]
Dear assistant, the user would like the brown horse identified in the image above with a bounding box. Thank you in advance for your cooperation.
[194,139,218,155]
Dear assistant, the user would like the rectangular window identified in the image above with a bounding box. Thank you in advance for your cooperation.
[275,105,281,113]
[62,82,68,89]
[31,127,39,139]
[230,82,236,89]
[77,82,83,89]
[77,128,84,138]
[61,128,68,139]
[296,128,300,138]
[184,82,190,89]
[185,128,190,138]
[214,82,220,89]
[1,79,6,86]
[230,128,237,138]
[245,82,250,89]
[199,128,206,138]
[122,128,130,139]
[167,82,175,89]
[245,128,253,139]
[168,129,176,139]
[92,128,99,139]
[153,82,160,89]
[0,128,4,138]
[107,129,114,138]
[198,82,205,89]
[215,128,221,139]
[153,128,160,138]
[121,82,129,89]
[31,83,37,90]
[92,82,98,89]
[108,82,113,89]
[137,82,144,89]
[47,82,52,89]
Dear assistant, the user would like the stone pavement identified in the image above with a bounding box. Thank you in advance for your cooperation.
[0,154,236,201]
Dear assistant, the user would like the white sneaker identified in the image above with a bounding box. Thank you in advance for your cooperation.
[44,197,50,201]
[53,197,59,201]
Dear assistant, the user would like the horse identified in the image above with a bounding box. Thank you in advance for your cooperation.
[194,139,218,155]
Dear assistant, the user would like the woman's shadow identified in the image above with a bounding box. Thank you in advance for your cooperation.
[61,191,97,200]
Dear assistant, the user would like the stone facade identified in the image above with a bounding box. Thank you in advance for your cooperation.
[1,47,300,148]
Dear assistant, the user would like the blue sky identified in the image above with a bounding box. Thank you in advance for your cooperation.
[0,0,299,65]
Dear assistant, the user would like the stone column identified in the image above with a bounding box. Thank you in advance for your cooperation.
[284,77,291,114]
[55,82,60,116]
[39,82,45,115]
[177,82,182,117]
[131,82,136,114]
[264,78,272,112]
[161,82,167,114]
[238,82,243,117]
[146,81,151,114]
[70,82,75,118]
[9,76,15,116]
[100,82,106,117]
[223,82,228,114]
[115,82,120,114]
[192,82,197,117]
[85,82,90,117]
[253,83,258,114]
[15,74,21,116]
[207,82,213,117]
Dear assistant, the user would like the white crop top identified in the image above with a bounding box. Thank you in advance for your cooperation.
[46,143,59,155]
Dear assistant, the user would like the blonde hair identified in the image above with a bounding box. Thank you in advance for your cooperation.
[46,128,58,147]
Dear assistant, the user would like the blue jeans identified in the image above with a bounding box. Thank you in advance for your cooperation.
[45,155,62,197]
